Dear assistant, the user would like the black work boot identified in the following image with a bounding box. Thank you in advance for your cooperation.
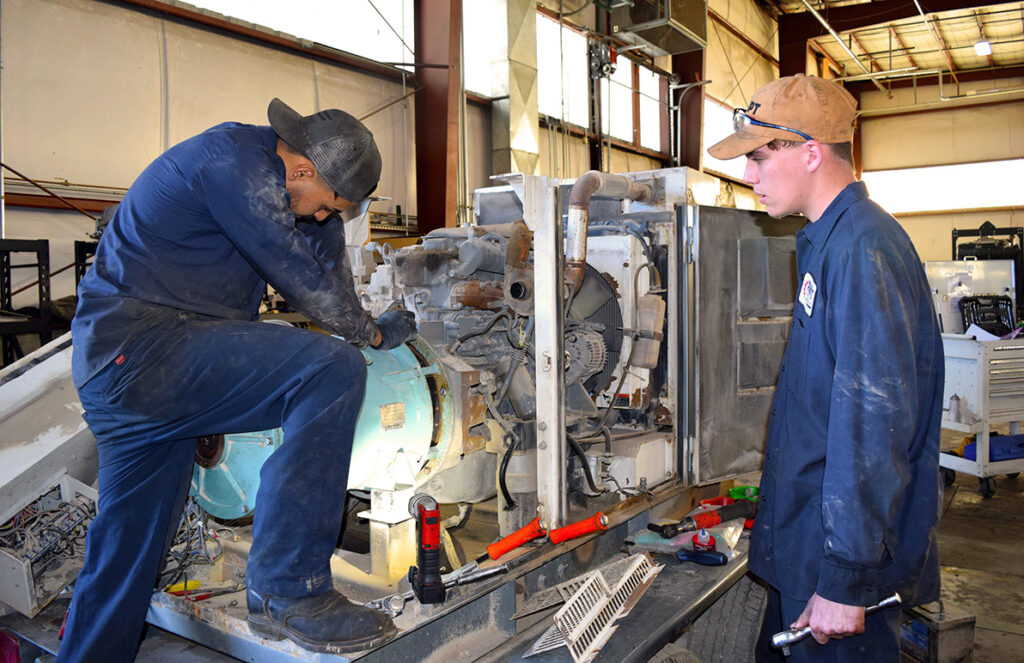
[246,588,397,654]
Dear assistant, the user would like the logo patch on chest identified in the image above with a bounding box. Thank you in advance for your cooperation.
[799,272,817,317]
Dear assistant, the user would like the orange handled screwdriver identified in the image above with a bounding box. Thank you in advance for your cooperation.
[548,512,608,545]
[478,517,547,562]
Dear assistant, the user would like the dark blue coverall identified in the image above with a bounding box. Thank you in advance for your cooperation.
[59,123,379,663]
[751,182,944,662]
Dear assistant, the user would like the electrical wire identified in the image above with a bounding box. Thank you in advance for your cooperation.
[366,0,414,57]
[498,432,521,511]
[452,310,510,352]
[567,433,605,494]
[160,499,223,590]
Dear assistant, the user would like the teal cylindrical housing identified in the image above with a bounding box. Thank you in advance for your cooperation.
[190,342,439,519]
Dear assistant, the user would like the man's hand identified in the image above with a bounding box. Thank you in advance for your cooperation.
[792,593,865,645]
[373,310,418,349]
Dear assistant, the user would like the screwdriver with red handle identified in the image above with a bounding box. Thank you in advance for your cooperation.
[647,500,757,539]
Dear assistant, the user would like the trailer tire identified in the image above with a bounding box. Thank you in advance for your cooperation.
[647,642,703,663]
[669,573,766,663]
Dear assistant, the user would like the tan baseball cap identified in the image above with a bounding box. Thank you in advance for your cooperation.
[708,74,857,160]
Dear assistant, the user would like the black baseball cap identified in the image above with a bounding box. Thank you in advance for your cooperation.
[267,98,381,202]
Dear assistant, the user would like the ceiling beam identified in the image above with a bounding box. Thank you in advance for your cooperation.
[917,4,959,80]
[890,26,920,69]
[782,0,998,37]
[850,33,883,73]
[779,0,996,74]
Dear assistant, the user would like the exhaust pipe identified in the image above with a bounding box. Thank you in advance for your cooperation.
[566,171,653,291]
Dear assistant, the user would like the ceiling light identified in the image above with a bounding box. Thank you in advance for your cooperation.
[974,40,993,57]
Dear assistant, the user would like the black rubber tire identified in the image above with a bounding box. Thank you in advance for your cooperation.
[942,468,957,487]
[670,574,767,663]
[979,477,996,499]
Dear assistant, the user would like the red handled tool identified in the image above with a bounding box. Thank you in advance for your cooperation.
[408,494,446,604]
[647,500,757,539]
[475,511,609,564]
[548,512,608,545]
[481,517,547,562]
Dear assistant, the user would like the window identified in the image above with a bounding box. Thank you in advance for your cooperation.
[599,61,633,143]
[638,66,661,152]
[862,160,1024,214]
[536,13,590,127]
[703,98,746,182]
[598,58,666,152]
[463,0,508,98]
[186,0,414,69]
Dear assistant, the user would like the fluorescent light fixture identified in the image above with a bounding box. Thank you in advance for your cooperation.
[974,40,993,56]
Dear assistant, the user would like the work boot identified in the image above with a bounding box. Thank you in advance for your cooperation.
[246,588,397,654]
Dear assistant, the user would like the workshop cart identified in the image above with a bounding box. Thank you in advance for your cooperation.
[939,334,1024,497]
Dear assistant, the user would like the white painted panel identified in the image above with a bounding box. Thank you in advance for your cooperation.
[2,0,422,226]
[161,18,315,145]
[2,0,163,188]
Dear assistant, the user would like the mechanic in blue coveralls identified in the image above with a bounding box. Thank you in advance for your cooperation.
[59,99,417,662]
[708,75,943,662]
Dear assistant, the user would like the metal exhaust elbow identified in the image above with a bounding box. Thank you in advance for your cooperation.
[565,171,653,291]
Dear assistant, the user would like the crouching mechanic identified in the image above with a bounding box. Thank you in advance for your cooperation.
[708,75,943,662]
[59,99,417,662]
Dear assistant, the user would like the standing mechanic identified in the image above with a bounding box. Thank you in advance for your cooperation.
[59,99,417,662]
[709,74,943,662]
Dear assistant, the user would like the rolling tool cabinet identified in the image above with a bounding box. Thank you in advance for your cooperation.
[939,334,1024,497]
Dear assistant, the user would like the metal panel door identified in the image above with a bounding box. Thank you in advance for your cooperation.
[689,206,805,484]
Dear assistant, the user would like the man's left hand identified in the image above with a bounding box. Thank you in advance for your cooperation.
[792,593,865,645]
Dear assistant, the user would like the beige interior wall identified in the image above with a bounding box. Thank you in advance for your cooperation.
[704,0,778,109]
[860,80,1024,171]
[537,129,590,179]
[859,79,1024,263]
[465,101,493,211]
[607,147,661,175]
[896,209,1024,263]
[2,0,427,305]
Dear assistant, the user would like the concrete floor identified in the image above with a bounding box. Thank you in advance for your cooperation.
[936,468,1024,662]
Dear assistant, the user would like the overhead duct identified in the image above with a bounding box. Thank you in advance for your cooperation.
[610,0,707,57]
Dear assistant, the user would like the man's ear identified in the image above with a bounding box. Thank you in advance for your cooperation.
[805,140,825,173]
[287,161,317,182]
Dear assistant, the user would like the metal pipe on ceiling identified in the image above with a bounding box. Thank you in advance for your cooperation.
[913,0,959,84]
[855,69,1024,116]
[797,0,892,98]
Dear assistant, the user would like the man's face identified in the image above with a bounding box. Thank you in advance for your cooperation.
[743,142,808,219]
[285,175,355,222]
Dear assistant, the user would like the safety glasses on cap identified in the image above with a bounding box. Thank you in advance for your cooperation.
[732,108,813,142]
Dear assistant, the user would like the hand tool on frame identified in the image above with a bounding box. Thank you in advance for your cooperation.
[647,500,757,539]
[771,593,902,656]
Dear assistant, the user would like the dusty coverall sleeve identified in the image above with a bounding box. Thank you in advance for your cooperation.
[194,151,379,345]
[817,239,921,605]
